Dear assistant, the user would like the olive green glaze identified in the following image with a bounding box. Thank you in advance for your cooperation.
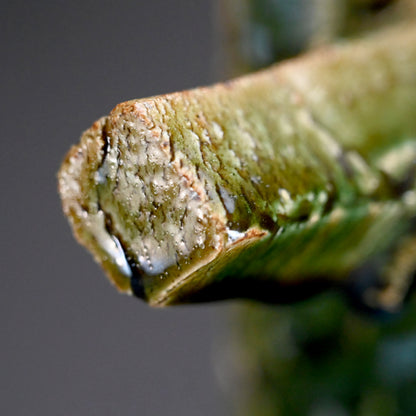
[58,25,416,306]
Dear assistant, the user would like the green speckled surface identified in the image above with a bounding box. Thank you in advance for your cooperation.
[59,25,416,306]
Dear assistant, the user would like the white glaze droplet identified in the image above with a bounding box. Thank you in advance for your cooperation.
[226,229,245,244]
[110,236,132,277]
[88,211,132,278]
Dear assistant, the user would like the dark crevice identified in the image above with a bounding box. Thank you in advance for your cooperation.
[322,189,336,216]
[126,250,146,300]
[182,276,335,304]
[96,199,147,300]
[353,0,395,13]
[100,119,110,162]
[382,163,416,197]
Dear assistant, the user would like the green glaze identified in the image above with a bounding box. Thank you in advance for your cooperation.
[59,25,416,306]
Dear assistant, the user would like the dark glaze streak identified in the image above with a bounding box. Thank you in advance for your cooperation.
[129,263,146,299]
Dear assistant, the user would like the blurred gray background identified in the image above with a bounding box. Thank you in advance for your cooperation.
[1,1,229,415]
